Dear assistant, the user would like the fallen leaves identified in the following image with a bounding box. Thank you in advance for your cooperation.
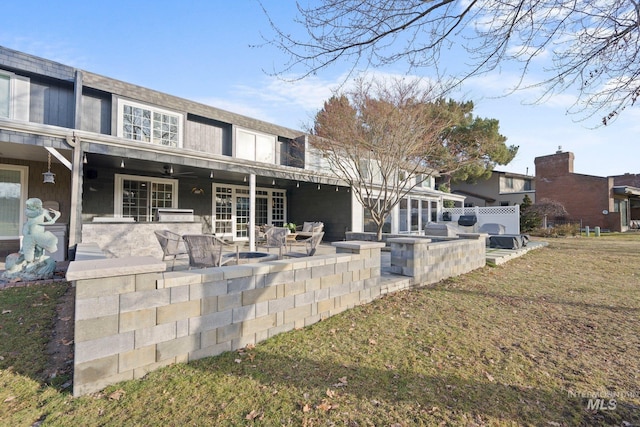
[2,310,11,315]
[245,409,263,420]
[332,376,348,387]
[108,389,125,401]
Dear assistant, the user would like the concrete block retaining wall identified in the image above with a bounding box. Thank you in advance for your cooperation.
[388,236,486,286]
[66,241,387,396]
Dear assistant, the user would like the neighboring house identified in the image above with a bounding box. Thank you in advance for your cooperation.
[534,150,640,231]
[449,170,535,207]
[0,46,463,259]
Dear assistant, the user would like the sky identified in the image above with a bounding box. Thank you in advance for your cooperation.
[2,1,638,178]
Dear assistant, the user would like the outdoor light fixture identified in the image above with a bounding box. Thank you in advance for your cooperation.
[83,153,88,164]
[169,165,174,174]
[43,152,55,184]
[336,186,339,192]
[243,176,247,182]
[296,181,299,188]
[317,184,320,190]
[210,170,214,179]
[272,179,275,186]
[120,159,125,168]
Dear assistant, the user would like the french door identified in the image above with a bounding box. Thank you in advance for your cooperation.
[213,184,286,240]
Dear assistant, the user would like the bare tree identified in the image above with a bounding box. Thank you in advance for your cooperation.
[261,0,640,124]
[309,76,505,240]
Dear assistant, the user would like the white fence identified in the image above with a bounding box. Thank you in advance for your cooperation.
[442,205,520,235]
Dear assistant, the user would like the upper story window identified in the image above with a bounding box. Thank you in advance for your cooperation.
[0,70,29,121]
[417,174,432,188]
[524,179,532,191]
[117,100,183,147]
[236,128,276,163]
[0,74,9,118]
[505,176,514,189]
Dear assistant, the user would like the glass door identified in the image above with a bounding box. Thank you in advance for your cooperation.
[0,165,28,239]
[235,188,250,239]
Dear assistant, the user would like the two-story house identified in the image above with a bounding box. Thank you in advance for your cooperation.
[450,170,535,207]
[0,46,463,259]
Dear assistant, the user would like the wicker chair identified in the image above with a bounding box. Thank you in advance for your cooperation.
[284,232,324,258]
[154,230,188,270]
[182,234,237,269]
[258,227,288,258]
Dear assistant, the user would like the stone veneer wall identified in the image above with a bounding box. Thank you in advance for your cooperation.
[387,236,486,286]
[66,241,388,396]
[81,222,202,258]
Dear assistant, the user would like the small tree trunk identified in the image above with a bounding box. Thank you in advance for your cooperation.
[376,221,384,242]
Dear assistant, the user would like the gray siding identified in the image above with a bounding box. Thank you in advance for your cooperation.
[80,90,111,134]
[82,71,304,140]
[184,115,230,155]
[29,78,74,127]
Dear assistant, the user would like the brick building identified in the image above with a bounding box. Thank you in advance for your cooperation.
[534,150,639,231]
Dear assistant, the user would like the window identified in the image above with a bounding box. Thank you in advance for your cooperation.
[505,177,514,189]
[0,70,29,121]
[0,74,9,118]
[500,201,509,206]
[524,180,532,191]
[271,191,285,227]
[115,174,178,222]
[364,198,391,233]
[236,128,275,163]
[215,187,233,234]
[0,165,28,239]
[118,100,182,147]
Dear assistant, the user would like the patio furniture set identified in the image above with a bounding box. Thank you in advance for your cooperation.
[154,225,324,270]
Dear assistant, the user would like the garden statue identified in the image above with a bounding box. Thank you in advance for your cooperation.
[2,198,60,281]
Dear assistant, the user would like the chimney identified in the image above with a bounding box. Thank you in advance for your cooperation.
[535,151,575,177]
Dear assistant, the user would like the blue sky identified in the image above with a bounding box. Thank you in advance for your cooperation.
[2,1,638,178]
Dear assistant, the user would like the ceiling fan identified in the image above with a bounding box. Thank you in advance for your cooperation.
[161,164,197,178]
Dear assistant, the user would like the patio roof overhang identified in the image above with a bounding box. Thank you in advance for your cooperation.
[613,185,640,198]
[0,118,342,188]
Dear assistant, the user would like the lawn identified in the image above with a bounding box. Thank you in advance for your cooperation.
[1,234,639,426]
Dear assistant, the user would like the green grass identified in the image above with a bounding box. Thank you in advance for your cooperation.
[1,235,640,426]
[0,282,68,380]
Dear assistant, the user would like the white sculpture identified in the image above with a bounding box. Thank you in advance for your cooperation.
[2,198,60,281]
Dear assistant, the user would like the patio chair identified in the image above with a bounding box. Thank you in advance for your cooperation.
[296,221,324,238]
[154,230,188,270]
[182,234,237,269]
[258,226,287,258]
[284,232,324,258]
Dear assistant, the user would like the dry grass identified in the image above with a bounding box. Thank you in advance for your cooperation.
[1,234,639,426]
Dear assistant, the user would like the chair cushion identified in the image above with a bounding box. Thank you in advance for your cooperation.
[302,222,314,232]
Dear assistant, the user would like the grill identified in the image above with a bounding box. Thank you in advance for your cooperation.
[458,215,478,226]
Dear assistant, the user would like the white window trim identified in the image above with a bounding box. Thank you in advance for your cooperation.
[0,164,29,240]
[114,174,179,221]
[116,98,184,148]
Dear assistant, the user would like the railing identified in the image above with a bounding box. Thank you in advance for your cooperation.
[442,205,520,234]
